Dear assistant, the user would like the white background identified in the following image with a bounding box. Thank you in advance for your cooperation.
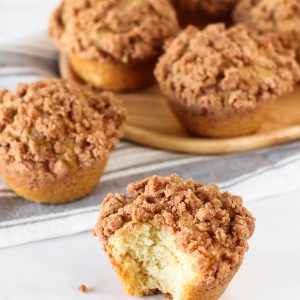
[0,1,300,299]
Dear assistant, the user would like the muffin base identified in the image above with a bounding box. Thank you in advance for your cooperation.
[105,223,238,300]
[109,253,235,300]
[168,99,273,138]
[4,159,107,205]
[182,274,235,300]
[69,54,155,92]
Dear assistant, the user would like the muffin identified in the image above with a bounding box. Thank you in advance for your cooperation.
[233,0,300,61]
[171,0,238,27]
[49,0,179,92]
[0,79,126,204]
[155,24,300,138]
[95,174,255,300]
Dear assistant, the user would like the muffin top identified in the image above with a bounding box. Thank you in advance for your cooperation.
[0,79,126,182]
[49,0,179,65]
[155,24,300,117]
[95,174,255,284]
[174,0,238,14]
[234,0,300,59]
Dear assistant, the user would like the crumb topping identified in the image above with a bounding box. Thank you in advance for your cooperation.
[0,79,126,181]
[78,284,89,293]
[95,174,255,283]
[154,24,300,117]
[49,0,179,65]
[234,0,300,60]
[173,0,238,14]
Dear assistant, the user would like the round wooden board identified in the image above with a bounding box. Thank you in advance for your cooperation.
[59,54,300,154]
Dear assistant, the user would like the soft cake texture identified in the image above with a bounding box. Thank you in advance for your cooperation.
[109,223,196,299]
[95,174,255,300]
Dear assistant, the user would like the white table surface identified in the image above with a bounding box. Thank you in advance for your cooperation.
[0,1,300,299]
[1,190,299,300]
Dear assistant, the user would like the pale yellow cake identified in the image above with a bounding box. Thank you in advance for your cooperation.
[95,174,255,299]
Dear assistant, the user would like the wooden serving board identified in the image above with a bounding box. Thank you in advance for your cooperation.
[59,54,300,154]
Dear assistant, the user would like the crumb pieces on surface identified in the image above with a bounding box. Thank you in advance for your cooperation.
[95,174,255,284]
[78,284,89,293]
[154,23,300,117]
[0,78,126,184]
[49,0,179,64]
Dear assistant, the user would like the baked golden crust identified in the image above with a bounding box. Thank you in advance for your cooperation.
[0,78,126,191]
[234,0,300,60]
[105,238,237,300]
[49,0,179,65]
[69,54,155,92]
[155,24,300,118]
[181,271,235,300]
[95,174,255,285]
[167,98,272,137]
[3,158,107,204]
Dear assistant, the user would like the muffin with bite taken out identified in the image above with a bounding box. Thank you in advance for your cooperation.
[95,174,255,300]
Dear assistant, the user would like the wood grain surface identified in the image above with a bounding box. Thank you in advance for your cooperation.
[60,54,300,154]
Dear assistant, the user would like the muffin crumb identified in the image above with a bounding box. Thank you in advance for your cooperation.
[95,174,255,283]
[78,284,89,293]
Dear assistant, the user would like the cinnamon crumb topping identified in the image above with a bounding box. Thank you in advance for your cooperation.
[0,79,126,184]
[78,284,89,293]
[49,0,179,65]
[234,0,300,60]
[154,24,300,117]
[95,174,255,283]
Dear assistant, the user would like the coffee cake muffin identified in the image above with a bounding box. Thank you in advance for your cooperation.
[234,0,300,61]
[155,24,300,138]
[171,0,238,27]
[0,79,126,204]
[49,0,179,92]
[95,174,255,300]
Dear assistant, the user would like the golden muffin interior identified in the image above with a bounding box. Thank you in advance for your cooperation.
[109,223,196,299]
[95,174,255,300]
